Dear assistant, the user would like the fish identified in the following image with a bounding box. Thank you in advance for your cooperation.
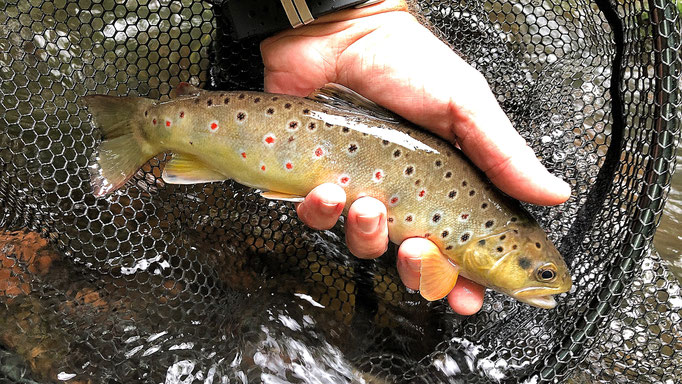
[81,82,572,309]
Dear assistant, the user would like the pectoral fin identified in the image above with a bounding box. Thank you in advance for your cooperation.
[162,153,228,184]
[419,247,460,301]
[260,191,306,203]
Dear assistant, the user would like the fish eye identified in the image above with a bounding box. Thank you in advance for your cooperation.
[537,267,556,281]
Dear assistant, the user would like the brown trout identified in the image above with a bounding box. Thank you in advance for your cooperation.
[82,83,572,308]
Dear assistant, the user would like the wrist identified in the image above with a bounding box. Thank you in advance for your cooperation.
[224,0,409,40]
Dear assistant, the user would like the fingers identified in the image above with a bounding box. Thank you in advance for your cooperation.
[296,184,346,230]
[397,237,485,315]
[447,277,485,316]
[329,16,571,206]
[345,197,388,259]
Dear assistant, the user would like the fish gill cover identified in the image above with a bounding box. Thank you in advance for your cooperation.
[0,0,680,383]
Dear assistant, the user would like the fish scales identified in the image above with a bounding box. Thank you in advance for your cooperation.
[155,90,514,249]
[82,83,572,308]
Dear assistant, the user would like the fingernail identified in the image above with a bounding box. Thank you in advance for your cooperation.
[407,257,420,273]
[356,214,380,234]
[319,201,339,215]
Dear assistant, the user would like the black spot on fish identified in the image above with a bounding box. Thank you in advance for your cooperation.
[469,190,476,196]
[189,141,193,145]
[424,233,431,238]
[511,217,518,222]
[497,246,504,253]
[405,166,414,175]
[519,257,531,269]
[393,149,401,158]
[432,214,441,223]
[513,229,519,234]
[254,97,261,103]
[303,108,310,114]
[144,110,148,117]
[284,103,292,109]
[415,179,421,186]
[445,171,452,179]
[448,190,457,199]
[388,217,394,223]
[237,112,246,121]
[500,235,506,240]
[382,140,389,146]
[535,242,542,249]
[478,239,486,246]
[462,181,468,187]
[238,94,245,100]
[481,203,488,209]
[325,122,333,128]
[512,244,518,250]
[308,122,316,130]
[348,144,358,153]
[288,136,295,143]
[441,230,449,238]
[289,121,298,129]
[435,160,442,167]
[207,99,213,106]
[362,133,368,136]
[272,96,279,101]
[224,97,230,104]
[485,220,494,228]
[446,245,453,250]
[342,127,350,133]
[461,233,470,242]
[267,108,275,115]
[405,215,413,222]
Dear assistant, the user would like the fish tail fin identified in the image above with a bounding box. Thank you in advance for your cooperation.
[81,95,157,197]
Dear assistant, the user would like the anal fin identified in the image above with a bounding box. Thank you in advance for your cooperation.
[260,191,305,203]
[419,246,460,301]
[162,153,228,184]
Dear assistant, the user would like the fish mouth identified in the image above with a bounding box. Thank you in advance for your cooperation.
[512,287,567,309]
[517,294,557,309]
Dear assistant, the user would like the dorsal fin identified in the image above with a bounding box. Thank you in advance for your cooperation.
[170,82,204,99]
[306,83,401,123]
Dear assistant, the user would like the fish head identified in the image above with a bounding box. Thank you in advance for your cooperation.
[463,223,572,309]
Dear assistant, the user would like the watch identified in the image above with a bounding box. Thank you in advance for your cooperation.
[224,0,385,40]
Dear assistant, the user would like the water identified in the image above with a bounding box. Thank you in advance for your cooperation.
[654,153,682,280]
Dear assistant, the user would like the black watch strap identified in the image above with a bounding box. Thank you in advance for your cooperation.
[224,0,383,40]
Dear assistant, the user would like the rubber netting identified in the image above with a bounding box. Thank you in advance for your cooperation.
[0,0,680,383]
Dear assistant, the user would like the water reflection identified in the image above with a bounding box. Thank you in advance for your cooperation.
[654,153,682,279]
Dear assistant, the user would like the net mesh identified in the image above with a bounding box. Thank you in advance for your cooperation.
[0,0,680,383]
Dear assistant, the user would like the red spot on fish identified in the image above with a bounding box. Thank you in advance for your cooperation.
[390,197,399,205]
[152,118,156,125]
[315,147,324,157]
[210,122,218,130]
[261,165,266,171]
[166,120,171,127]
[180,111,185,118]
[373,170,384,182]
[265,136,275,144]
[241,152,247,159]
[419,190,426,198]
[461,213,469,220]
[286,162,293,169]
[339,175,350,185]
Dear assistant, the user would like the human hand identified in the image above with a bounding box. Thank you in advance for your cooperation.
[260,0,570,316]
